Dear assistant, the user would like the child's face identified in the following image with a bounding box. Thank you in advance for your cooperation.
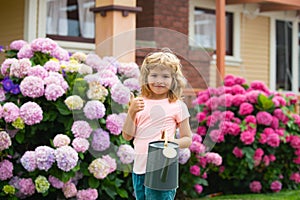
[147,67,172,98]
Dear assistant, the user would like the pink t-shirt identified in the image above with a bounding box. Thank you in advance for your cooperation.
[133,98,190,174]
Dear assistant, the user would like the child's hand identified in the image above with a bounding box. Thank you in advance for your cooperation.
[128,93,144,115]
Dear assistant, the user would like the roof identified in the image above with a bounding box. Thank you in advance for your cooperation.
[226,0,300,12]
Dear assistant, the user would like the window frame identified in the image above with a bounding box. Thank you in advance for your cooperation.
[25,0,95,53]
[269,14,299,93]
[189,0,242,66]
[45,0,95,43]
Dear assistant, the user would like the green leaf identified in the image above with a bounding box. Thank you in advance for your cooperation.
[116,188,128,198]
[257,94,275,111]
[54,100,71,116]
[15,131,25,144]
[88,176,100,188]
[79,152,84,160]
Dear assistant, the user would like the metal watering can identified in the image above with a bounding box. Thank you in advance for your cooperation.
[144,131,179,190]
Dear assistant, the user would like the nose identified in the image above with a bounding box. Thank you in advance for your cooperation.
[156,79,163,84]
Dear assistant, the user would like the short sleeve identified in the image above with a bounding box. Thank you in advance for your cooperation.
[175,100,190,123]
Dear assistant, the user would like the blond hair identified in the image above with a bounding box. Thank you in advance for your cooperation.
[140,48,186,102]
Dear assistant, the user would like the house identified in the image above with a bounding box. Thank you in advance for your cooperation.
[1,0,300,98]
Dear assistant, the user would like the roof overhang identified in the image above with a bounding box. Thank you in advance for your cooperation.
[226,0,300,12]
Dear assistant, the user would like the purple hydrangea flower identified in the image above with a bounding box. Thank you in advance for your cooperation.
[55,146,78,172]
[35,146,55,171]
[117,144,135,164]
[91,128,110,151]
[20,151,37,172]
[83,100,106,120]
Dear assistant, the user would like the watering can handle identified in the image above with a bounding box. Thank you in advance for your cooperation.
[161,130,168,147]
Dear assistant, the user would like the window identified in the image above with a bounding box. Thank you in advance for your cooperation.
[194,8,233,55]
[46,0,95,43]
[275,20,293,91]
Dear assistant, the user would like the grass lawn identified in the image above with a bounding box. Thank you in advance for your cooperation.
[192,190,300,200]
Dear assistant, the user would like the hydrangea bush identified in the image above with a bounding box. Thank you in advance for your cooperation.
[191,74,300,196]
[0,38,141,199]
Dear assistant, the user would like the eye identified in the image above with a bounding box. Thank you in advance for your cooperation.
[163,75,170,78]
[150,74,157,78]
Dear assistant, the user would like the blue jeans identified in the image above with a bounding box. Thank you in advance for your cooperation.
[132,173,176,200]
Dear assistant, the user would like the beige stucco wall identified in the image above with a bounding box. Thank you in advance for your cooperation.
[226,15,270,86]
[0,0,25,62]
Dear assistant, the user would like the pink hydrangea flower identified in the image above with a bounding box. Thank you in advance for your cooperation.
[53,134,71,147]
[256,111,273,126]
[44,84,65,101]
[232,147,244,158]
[27,65,49,79]
[106,113,126,135]
[290,172,300,183]
[270,180,282,192]
[10,40,28,50]
[10,58,31,78]
[18,178,35,196]
[123,78,141,91]
[235,76,246,85]
[51,46,70,61]
[17,44,34,59]
[31,38,58,53]
[231,85,246,95]
[62,182,77,198]
[117,144,135,164]
[71,120,93,138]
[110,82,130,104]
[85,54,102,70]
[240,131,255,145]
[239,102,254,115]
[20,101,43,125]
[72,137,90,153]
[118,62,140,78]
[88,155,116,179]
[102,155,117,174]
[1,58,18,76]
[205,152,222,166]
[197,126,207,136]
[3,102,19,123]
[0,159,13,180]
[44,60,60,72]
[189,141,206,154]
[0,131,12,151]
[210,129,224,143]
[223,74,235,86]
[98,70,119,87]
[194,184,203,194]
[190,165,200,176]
[76,188,98,200]
[44,72,69,91]
[20,76,44,98]
[249,181,262,193]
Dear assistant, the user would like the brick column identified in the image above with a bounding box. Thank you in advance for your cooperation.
[91,0,142,62]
